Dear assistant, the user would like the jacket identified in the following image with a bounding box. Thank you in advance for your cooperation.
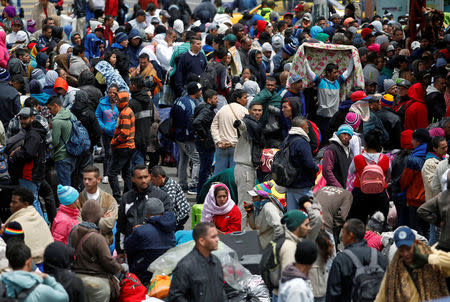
[0,31,9,69]
[247,200,283,249]
[111,101,135,149]
[248,49,266,90]
[68,56,90,78]
[211,103,248,146]
[252,88,282,126]
[51,205,79,245]
[54,54,79,87]
[9,121,46,182]
[168,247,227,302]
[374,107,402,150]
[54,78,79,109]
[84,33,102,61]
[404,83,429,131]
[390,150,411,203]
[432,158,449,195]
[96,96,119,138]
[78,71,103,111]
[105,44,129,81]
[124,212,177,283]
[278,264,314,302]
[70,90,102,148]
[129,89,154,151]
[116,184,174,253]
[171,95,199,142]
[127,29,143,68]
[425,85,445,123]
[160,177,190,224]
[421,152,442,202]
[0,81,20,128]
[51,108,73,162]
[322,133,353,188]
[70,225,122,276]
[280,95,305,138]
[213,204,241,233]
[73,0,86,17]
[192,102,216,150]
[0,271,69,302]
[233,115,264,168]
[326,240,388,302]
[401,143,427,207]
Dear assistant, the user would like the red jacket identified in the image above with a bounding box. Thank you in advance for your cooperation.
[353,154,389,188]
[404,83,428,131]
[51,205,79,244]
[105,0,119,16]
[213,205,241,234]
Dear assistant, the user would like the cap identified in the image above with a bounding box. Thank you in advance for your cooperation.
[144,198,164,216]
[397,79,411,88]
[248,182,272,198]
[281,210,308,232]
[394,226,415,248]
[12,17,22,26]
[57,184,79,206]
[159,10,171,18]
[329,13,340,21]
[283,12,293,17]
[302,14,310,21]
[386,44,395,52]
[150,17,160,24]
[366,80,377,86]
[136,9,146,17]
[344,17,356,27]
[18,107,35,118]
[186,82,202,95]
[293,4,304,11]
[381,94,394,107]
[288,75,302,85]
[222,34,237,43]
[350,90,371,102]
[411,41,420,51]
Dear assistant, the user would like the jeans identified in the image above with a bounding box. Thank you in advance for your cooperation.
[19,178,43,218]
[429,224,441,246]
[72,151,93,191]
[286,187,313,211]
[213,147,235,176]
[54,157,75,186]
[176,140,200,189]
[108,148,134,201]
[131,148,146,170]
[196,145,214,195]
[101,134,113,177]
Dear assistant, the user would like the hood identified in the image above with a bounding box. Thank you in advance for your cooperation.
[425,152,442,161]
[128,29,142,46]
[426,85,441,95]
[243,80,260,96]
[111,42,124,50]
[339,98,353,110]
[412,143,427,157]
[0,31,5,48]
[408,83,425,103]
[288,126,310,141]
[45,70,58,87]
[280,263,308,283]
[283,96,302,117]
[310,25,324,39]
[54,108,72,120]
[78,70,95,86]
[144,212,177,233]
[54,77,68,93]
[71,90,91,113]
[131,89,150,105]
[1,271,43,295]
[249,49,261,68]
[29,79,43,94]
[43,241,75,274]
[30,92,51,105]
[330,132,350,152]
[30,120,47,139]
[70,32,80,45]
[36,52,48,69]
[84,33,103,58]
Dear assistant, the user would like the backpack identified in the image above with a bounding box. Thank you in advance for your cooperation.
[0,280,38,301]
[259,236,285,292]
[0,146,10,185]
[64,116,91,156]
[158,100,177,141]
[343,248,385,302]
[271,137,300,187]
[117,273,147,302]
[199,62,219,91]
[359,156,386,194]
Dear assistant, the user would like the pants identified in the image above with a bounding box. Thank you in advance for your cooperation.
[234,163,256,230]
[408,206,429,237]
[429,224,441,246]
[77,274,111,302]
[38,179,56,224]
[176,140,199,189]
[19,178,43,218]
[286,187,313,211]
[316,115,331,145]
[101,134,113,177]
[76,18,86,38]
[108,148,134,201]
[72,151,93,191]
[131,148,146,170]
[196,145,214,196]
[347,188,389,225]
[54,157,75,186]
[320,190,353,236]
[213,147,235,176]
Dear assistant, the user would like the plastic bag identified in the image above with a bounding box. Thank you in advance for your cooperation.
[147,275,171,299]
[226,274,270,302]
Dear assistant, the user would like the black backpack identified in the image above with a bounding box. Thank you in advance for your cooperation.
[0,281,38,301]
[199,62,220,91]
[259,236,285,292]
[271,137,300,187]
[343,248,385,302]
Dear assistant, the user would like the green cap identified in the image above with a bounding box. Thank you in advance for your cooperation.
[281,210,308,232]
[222,34,237,43]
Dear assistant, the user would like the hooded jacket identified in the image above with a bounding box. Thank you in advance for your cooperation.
[248,49,266,90]
[193,0,216,22]
[51,205,80,245]
[111,98,135,149]
[51,108,73,162]
[29,79,51,105]
[280,96,304,138]
[0,80,20,128]
[78,70,103,111]
[84,33,103,61]
[0,31,9,68]
[192,101,216,150]
[54,77,79,109]
[323,133,353,188]
[105,42,129,82]
[404,83,428,131]
[127,29,143,68]
[124,212,177,283]
[71,90,102,147]
[425,85,445,123]
[54,54,79,87]
[278,264,314,302]
[171,95,198,142]
[36,52,48,73]
[129,88,154,151]
[96,95,119,137]
[374,106,402,150]
[68,55,89,78]
[400,143,427,207]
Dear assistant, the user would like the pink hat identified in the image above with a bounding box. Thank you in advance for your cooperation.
[429,127,445,138]
[368,43,380,54]
[345,112,361,130]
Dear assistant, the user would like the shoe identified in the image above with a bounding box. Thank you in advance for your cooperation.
[102,176,109,184]
[187,187,197,195]
[118,175,123,182]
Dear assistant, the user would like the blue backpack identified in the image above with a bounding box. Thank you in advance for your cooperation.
[65,116,91,156]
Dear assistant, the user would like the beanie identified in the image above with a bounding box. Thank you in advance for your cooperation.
[383,79,396,92]
[380,94,394,107]
[336,124,354,137]
[345,112,361,130]
[282,43,297,56]
[115,32,128,44]
[294,239,318,265]
[2,221,25,243]
[281,210,308,232]
[367,211,385,233]
[57,185,79,206]
[368,43,380,54]
[412,128,430,144]
[144,198,164,216]
[0,68,10,82]
[400,129,413,150]
[429,127,445,138]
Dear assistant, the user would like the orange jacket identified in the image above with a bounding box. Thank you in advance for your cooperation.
[111,101,135,149]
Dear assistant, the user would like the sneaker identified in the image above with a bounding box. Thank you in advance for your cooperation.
[187,187,197,195]
[118,175,123,182]
[102,176,109,184]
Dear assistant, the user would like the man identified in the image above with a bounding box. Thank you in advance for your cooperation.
[252,77,282,127]
[38,25,54,49]
[150,165,190,230]
[69,45,90,78]
[155,29,176,74]
[393,78,411,124]
[77,165,118,246]
[1,241,68,301]
[129,10,147,31]
[284,117,319,210]
[53,76,79,109]
[47,96,74,186]
[278,240,318,302]
[128,29,144,69]
[9,107,47,217]
[6,17,28,48]
[223,34,242,77]
[404,83,428,131]
[376,226,449,301]
[191,89,218,196]
[116,165,173,263]
[326,218,387,302]
[322,124,353,189]
[363,51,380,85]
[280,75,306,116]
[175,37,207,95]
[0,68,20,128]
[102,16,115,48]
[131,53,163,96]
[108,91,136,201]
[171,82,202,193]
[364,96,390,148]
[273,43,297,76]
[238,36,252,67]
[7,48,30,78]
[233,102,264,229]
[425,74,446,123]
[169,222,227,302]
[374,94,402,150]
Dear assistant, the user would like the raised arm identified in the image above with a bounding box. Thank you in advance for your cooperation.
[304,59,317,81]
[341,58,354,80]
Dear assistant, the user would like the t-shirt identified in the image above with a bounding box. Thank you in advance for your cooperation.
[86,190,100,201]
[314,75,346,118]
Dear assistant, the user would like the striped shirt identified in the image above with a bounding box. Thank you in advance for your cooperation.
[111,106,135,149]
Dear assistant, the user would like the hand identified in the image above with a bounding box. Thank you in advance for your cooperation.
[244,202,254,213]
[34,272,47,279]
[103,210,112,218]
[132,224,142,229]
[117,253,126,264]
[303,201,312,209]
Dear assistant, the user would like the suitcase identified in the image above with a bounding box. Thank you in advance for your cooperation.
[191,204,204,229]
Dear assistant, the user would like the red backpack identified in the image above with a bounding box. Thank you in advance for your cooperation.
[117,273,147,302]
[358,155,386,194]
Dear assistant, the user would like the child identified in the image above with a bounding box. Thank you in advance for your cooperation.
[51,185,80,244]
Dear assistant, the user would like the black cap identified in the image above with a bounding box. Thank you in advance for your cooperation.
[412,128,430,144]
[186,82,202,95]
[136,10,146,17]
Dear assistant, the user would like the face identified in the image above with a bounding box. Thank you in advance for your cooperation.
[327,69,339,81]
[44,28,52,39]
[444,123,450,137]
[19,115,34,129]
[242,39,252,51]
[73,35,81,45]
[166,32,177,43]
[11,24,21,32]
[47,103,59,115]
[318,19,327,28]
[190,40,202,53]
[420,38,429,49]
[398,86,409,97]
[237,93,248,107]
[265,80,276,93]
[387,85,397,95]
[19,53,30,63]
[290,81,303,92]
[263,50,272,59]
[120,39,129,48]
[99,44,105,54]
[139,57,149,70]
[199,226,219,251]
[411,138,420,149]
[47,19,55,27]
[242,68,251,80]
[281,102,292,118]
[394,30,403,41]
[45,58,50,69]
[296,218,311,238]
[434,78,446,93]
[109,53,117,66]
[106,18,114,27]
[83,172,100,193]
[57,69,67,79]
[365,84,376,95]
[208,94,218,107]
[435,140,448,157]
[338,133,351,146]
[215,189,228,207]
[10,195,28,214]
[55,87,65,96]
[398,244,414,265]
[369,100,381,112]
[132,169,151,191]
[255,53,263,65]
[250,104,263,120]
[150,174,164,187]
[108,87,118,102]
[136,15,146,23]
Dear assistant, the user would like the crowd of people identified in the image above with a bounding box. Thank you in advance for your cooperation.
[0,0,446,300]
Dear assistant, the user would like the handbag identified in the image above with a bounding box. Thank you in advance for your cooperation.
[159,73,176,107]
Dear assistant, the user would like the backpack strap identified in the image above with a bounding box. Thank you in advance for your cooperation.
[16,282,39,299]
[74,230,95,260]
[343,249,363,269]
[369,248,378,268]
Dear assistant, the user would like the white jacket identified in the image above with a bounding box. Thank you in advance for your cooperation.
[155,38,173,72]
[422,156,441,202]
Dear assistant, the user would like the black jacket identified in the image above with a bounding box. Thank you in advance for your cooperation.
[326,240,388,302]
[191,102,216,150]
[0,81,20,129]
[129,89,154,152]
[71,90,102,147]
[375,107,402,150]
[288,133,319,189]
[78,70,103,112]
[168,247,227,302]
[425,89,445,122]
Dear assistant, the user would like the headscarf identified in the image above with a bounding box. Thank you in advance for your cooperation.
[310,26,324,39]
[316,33,329,43]
[26,19,36,33]
[201,183,235,223]
[59,43,72,55]
[173,19,184,34]
[45,70,58,87]
[70,32,81,46]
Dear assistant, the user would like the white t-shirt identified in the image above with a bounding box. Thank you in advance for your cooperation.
[86,189,100,201]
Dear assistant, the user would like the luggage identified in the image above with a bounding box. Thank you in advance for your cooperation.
[191,204,203,229]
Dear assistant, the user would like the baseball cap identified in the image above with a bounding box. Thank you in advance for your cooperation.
[293,4,304,12]
[394,226,415,248]
[411,41,420,51]
[18,107,35,118]
[222,34,237,43]
[329,13,340,21]
[344,17,356,27]
[397,79,411,88]
[386,44,395,52]
[288,75,302,85]
[159,10,170,18]
[151,17,160,24]
[350,90,371,102]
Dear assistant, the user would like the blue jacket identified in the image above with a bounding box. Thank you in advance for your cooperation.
[171,95,199,142]
[84,33,103,60]
[95,95,119,137]
[287,133,318,189]
[127,29,143,68]
[124,212,176,283]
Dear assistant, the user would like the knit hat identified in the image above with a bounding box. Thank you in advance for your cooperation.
[57,185,79,206]
[282,43,297,56]
[186,82,201,95]
[412,128,430,144]
[115,32,128,44]
[222,34,237,43]
[380,94,394,107]
[316,33,329,43]
[0,68,10,82]
[272,35,284,51]
[295,239,318,265]
[383,79,396,92]
[337,124,354,137]
[2,221,24,243]
[345,112,361,130]
[400,129,414,149]
[3,5,16,18]
[367,211,385,233]
[368,43,380,54]
[429,127,445,138]
[361,28,372,39]
[281,210,308,232]
[144,198,164,216]
[248,182,272,198]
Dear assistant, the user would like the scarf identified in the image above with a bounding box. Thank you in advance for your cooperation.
[67,221,99,248]
[253,199,270,216]
[242,114,264,167]
[288,126,310,142]
[201,183,236,223]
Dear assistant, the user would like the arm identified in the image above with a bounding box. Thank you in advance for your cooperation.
[432,163,445,196]
[304,59,317,81]
[341,58,354,81]
[51,121,62,146]
[305,202,322,241]
[400,160,416,191]
[175,56,185,95]
[326,258,344,302]
[95,105,106,132]
[38,275,69,302]
[99,198,118,235]
[210,112,220,145]
[168,263,190,302]
[322,149,343,188]
[417,194,441,226]
[12,94,20,116]
[95,234,122,274]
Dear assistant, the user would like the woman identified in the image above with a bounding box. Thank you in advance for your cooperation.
[310,229,335,302]
[43,70,58,96]
[95,84,119,184]
[71,32,82,46]
[345,112,363,156]
[261,42,274,76]
[36,52,49,73]
[201,183,241,233]
[0,31,9,68]
[248,49,266,90]
[347,130,390,224]
[280,97,303,138]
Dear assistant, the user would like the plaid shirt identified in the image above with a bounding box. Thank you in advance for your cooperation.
[161,177,190,223]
